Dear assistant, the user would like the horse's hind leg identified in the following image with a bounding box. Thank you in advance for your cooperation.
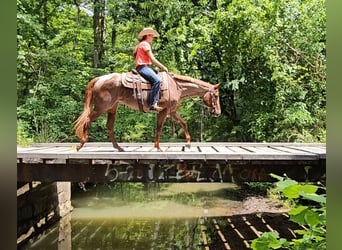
[171,112,191,147]
[106,106,124,152]
[76,127,90,151]
[76,111,102,151]
[76,141,86,151]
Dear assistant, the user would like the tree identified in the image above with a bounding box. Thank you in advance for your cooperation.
[17,0,326,144]
[93,0,106,67]
[214,0,326,142]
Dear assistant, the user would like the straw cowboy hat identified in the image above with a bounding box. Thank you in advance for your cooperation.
[138,28,160,39]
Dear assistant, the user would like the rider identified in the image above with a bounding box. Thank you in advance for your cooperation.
[134,27,168,112]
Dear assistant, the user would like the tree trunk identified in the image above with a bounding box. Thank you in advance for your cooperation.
[93,0,106,68]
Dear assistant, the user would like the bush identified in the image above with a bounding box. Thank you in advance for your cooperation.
[251,174,326,250]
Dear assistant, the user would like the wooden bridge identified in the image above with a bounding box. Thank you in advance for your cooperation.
[17,142,326,183]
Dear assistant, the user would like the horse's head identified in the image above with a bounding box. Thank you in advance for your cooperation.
[203,84,221,116]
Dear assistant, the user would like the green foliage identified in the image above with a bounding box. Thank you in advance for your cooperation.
[251,174,326,250]
[242,182,274,196]
[17,0,325,144]
[17,119,34,146]
[251,231,287,250]
[214,0,326,142]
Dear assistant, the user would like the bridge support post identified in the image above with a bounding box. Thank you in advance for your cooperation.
[17,182,73,248]
[56,182,72,217]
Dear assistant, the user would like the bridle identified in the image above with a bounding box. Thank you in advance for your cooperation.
[204,88,220,115]
[167,72,220,115]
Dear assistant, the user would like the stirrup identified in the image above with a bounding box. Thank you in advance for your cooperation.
[150,104,163,112]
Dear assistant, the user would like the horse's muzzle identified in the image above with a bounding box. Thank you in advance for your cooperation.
[210,109,221,117]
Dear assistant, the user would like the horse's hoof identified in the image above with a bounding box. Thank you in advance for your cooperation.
[152,147,163,152]
[185,143,191,148]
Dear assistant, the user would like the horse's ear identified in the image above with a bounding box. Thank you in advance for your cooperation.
[214,83,220,89]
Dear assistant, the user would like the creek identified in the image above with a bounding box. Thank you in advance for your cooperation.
[20,183,262,249]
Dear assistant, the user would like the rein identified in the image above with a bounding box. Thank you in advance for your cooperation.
[166,72,218,114]
[166,72,175,116]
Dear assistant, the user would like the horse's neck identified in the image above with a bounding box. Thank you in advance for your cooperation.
[168,73,212,99]
[178,81,211,98]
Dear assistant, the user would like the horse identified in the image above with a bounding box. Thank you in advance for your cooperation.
[73,70,221,151]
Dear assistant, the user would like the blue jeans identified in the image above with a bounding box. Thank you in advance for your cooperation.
[137,66,161,108]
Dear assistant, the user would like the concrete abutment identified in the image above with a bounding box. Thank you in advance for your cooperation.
[17,182,72,247]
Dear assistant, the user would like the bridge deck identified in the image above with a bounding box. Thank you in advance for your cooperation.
[17,142,326,183]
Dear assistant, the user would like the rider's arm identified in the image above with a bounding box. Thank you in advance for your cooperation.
[147,50,168,72]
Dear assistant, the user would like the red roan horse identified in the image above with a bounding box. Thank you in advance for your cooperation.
[73,71,221,151]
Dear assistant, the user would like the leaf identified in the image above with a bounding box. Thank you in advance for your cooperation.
[299,192,326,204]
[269,173,283,181]
[251,238,273,250]
[275,179,298,192]
[304,209,321,227]
[294,229,307,235]
[298,184,318,194]
[313,235,325,241]
[251,231,284,250]
[289,206,308,224]
[283,184,301,199]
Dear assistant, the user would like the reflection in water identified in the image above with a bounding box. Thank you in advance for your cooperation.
[22,216,203,250]
[20,183,244,249]
[73,218,202,249]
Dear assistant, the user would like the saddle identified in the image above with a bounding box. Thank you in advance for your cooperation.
[121,70,169,112]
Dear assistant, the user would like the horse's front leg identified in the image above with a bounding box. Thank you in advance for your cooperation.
[154,110,168,151]
[171,112,191,148]
[107,106,124,152]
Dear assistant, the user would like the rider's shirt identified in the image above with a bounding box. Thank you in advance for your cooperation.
[134,41,152,67]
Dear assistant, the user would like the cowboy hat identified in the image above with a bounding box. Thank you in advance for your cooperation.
[138,28,160,39]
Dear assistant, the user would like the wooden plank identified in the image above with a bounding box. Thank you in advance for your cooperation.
[17,146,45,152]
[32,146,73,153]
[212,146,237,154]
[226,146,255,154]
[242,146,292,155]
[17,146,51,153]
[165,146,183,152]
[122,146,143,152]
[286,146,326,155]
[198,146,217,153]
[84,146,133,153]
[184,145,200,152]
[270,146,317,155]
[134,145,157,152]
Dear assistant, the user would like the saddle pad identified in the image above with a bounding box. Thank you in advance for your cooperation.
[121,72,169,90]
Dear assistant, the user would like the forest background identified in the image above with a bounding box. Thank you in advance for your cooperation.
[16,0,326,145]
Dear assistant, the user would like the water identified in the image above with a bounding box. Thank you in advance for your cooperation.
[20,183,244,249]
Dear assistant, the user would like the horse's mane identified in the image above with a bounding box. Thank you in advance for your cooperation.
[171,73,211,88]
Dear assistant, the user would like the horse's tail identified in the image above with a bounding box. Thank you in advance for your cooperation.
[73,77,98,139]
